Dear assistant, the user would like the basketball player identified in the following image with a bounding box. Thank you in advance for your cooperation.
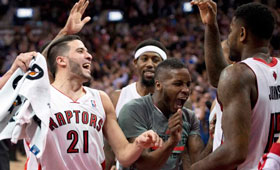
[111,39,168,117]
[106,38,168,170]
[190,1,280,169]
[0,1,163,170]
[118,58,213,169]
[208,39,234,151]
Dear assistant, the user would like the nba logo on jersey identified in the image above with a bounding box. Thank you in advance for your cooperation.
[91,100,96,107]
[30,144,40,156]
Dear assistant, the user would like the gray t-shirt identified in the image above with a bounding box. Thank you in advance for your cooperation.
[118,94,200,170]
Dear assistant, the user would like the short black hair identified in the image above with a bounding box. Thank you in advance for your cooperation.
[155,58,188,80]
[234,2,275,40]
[47,35,81,78]
[134,39,167,54]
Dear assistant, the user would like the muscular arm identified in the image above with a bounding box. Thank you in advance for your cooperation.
[104,90,121,170]
[104,89,134,169]
[204,23,228,87]
[128,137,178,170]
[191,0,228,87]
[188,134,213,163]
[190,64,255,170]
[101,91,161,167]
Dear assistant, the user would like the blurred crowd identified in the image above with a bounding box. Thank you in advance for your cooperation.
[0,0,280,145]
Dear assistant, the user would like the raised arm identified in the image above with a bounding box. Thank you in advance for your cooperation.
[190,63,255,170]
[191,0,228,87]
[41,0,91,57]
[100,91,162,167]
[0,51,36,89]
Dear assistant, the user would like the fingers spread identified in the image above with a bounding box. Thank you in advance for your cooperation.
[80,0,89,14]
[82,16,91,25]
[70,2,78,14]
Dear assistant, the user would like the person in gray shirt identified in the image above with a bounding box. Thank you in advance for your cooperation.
[118,58,213,170]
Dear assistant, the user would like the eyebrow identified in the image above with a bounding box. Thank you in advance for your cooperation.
[76,47,88,52]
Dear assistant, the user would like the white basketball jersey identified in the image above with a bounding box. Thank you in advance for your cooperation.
[35,86,106,170]
[115,82,141,117]
[209,99,223,151]
[216,57,280,170]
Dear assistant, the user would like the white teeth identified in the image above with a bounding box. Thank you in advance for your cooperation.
[83,63,91,69]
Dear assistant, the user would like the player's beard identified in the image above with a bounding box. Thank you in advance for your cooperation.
[141,74,155,87]
[69,59,91,81]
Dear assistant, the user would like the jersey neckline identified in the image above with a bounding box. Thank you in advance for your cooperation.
[51,85,88,103]
[253,57,278,67]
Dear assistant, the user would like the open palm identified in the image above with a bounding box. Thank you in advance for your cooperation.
[63,0,91,35]
[191,0,217,25]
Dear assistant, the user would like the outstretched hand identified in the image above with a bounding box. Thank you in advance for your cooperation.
[61,0,91,35]
[191,0,217,25]
[135,130,163,149]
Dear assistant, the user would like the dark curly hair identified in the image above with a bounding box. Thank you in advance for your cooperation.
[234,2,275,40]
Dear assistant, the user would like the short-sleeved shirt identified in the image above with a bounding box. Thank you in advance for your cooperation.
[118,94,200,170]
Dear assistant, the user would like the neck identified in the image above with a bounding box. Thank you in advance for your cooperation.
[152,93,170,118]
[52,73,85,101]
[136,81,155,96]
[241,42,270,61]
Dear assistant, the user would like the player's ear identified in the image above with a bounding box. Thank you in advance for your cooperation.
[133,58,138,66]
[240,27,247,42]
[56,56,67,67]
[155,80,162,90]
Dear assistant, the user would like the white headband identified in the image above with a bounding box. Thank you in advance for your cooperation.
[134,45,167,60]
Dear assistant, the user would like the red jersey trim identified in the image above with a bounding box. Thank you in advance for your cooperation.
[269,143,280,156]
[253,57,278,67]
[151,146,185,151]
[51,85,86,103]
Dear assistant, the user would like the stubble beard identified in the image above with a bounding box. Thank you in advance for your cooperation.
[69,59,92,82]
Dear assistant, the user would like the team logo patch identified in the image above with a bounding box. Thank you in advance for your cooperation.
[30,144,40,156]
[91,100,96,107]
[26,64,44,80]
[273,71,277,80]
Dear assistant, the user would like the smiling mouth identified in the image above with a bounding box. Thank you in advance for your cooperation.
[82,63,91,70]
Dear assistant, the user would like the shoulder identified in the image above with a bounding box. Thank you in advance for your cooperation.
[98,90,114,107]
[182,107,199,122]
[121,95,148,110]
[119,95,151,119]
[217,63,257,108]
[182,107,195,118]
[218,63,255,93]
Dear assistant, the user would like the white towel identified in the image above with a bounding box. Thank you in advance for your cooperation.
[0,53,50,158]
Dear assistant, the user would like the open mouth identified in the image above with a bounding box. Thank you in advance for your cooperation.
[176,98,186,109]
[82,63,91,70]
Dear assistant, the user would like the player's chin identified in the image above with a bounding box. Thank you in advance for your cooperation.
[81,74,92,82]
